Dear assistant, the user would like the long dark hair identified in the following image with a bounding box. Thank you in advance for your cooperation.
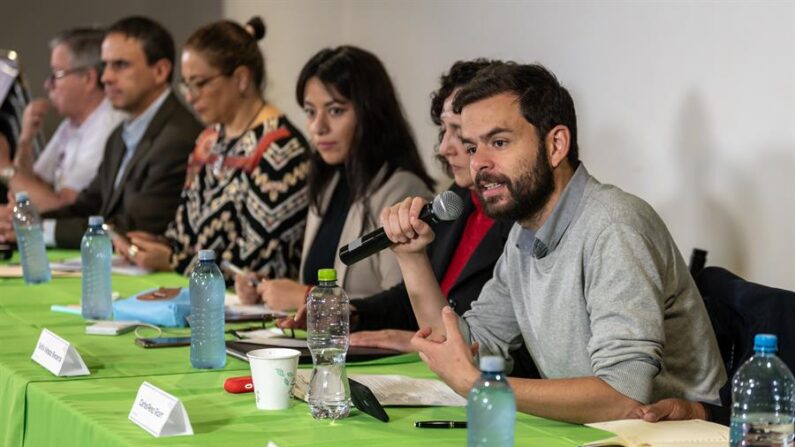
[296,45,434,212]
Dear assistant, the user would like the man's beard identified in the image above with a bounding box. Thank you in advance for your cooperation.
[475,144,555,223]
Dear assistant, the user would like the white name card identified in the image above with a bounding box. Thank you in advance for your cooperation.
[30,329,90,377]
[128,381,193,437]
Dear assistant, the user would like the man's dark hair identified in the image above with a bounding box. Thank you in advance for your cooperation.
[107,16,175,82]
[50,27,106,89]
[296,45,435,212]
[453,62,579,165]
[429,59,497,177]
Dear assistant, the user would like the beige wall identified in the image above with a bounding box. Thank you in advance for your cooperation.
[226,0,795,290]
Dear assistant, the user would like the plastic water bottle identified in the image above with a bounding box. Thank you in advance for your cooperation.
[306,268,350,420]
[80,216,112,320]
[730,334,795,447]
[468,356,516,447]
[189,249,226,369]
[11,191,51,284]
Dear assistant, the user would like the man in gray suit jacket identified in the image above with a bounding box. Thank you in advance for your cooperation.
[41,17,201,248]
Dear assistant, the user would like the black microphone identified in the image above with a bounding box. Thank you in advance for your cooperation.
[339,190,464,266]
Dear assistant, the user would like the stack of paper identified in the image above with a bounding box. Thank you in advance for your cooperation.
[0,264,80,278]
[49,256,152,276]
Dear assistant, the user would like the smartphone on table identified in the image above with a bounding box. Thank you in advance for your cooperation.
[135,336,191,348]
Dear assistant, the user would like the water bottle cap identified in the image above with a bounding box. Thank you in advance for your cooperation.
[317,268,336,282]
[479,356,505,372]
[198,249,216,261]
[88,215,104,227]
[14,191,28,202]
[754,333,778,352]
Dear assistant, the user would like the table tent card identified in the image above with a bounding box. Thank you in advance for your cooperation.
[31,328,90,377]
[129,381,193,437]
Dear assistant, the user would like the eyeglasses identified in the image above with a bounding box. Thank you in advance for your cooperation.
[44,65,91,89]
[178,73,224,98]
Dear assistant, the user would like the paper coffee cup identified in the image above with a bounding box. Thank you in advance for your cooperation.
[247,348,301,410]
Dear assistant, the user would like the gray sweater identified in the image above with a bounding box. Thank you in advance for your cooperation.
[461,164,726,404]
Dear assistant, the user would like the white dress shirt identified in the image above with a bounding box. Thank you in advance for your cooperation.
[34,98,126,192]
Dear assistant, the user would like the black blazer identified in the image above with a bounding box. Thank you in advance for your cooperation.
[353,184,513,331]
[47,92,202,248]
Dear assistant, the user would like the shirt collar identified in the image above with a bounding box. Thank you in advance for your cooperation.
[122,88,170,151]
[517,163,591,259]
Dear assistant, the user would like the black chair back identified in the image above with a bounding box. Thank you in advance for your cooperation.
[689,248,708,277]
[696,266,795,404]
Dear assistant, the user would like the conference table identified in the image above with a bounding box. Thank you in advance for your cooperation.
[0,250,608,447]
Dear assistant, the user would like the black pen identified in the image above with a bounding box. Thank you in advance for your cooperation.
[414,421,467,429]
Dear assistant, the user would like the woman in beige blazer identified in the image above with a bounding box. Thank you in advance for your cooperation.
[236,46,434,308]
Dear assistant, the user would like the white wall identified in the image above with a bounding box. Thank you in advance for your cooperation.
[225,0,795,290]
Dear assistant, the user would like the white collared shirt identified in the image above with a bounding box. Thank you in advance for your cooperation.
[33,98,126,192]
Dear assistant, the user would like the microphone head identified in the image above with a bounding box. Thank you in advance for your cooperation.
[431,190,464,221]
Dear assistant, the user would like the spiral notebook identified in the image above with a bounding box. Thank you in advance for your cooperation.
[583,419,729,447]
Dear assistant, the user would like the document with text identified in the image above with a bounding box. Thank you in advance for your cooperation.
[293,370,466,407]
[583,419,730,447]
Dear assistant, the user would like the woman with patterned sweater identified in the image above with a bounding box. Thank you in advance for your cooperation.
[114,17,309,280]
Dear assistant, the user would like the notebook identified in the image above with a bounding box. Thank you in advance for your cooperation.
[583,419,730,447]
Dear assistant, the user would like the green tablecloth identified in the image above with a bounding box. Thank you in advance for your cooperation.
[1,251,608,447]
[22,361,606,447]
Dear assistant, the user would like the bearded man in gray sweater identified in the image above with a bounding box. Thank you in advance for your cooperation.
[379,62,725,424]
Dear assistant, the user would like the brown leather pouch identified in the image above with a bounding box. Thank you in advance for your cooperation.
[137,287,182,301]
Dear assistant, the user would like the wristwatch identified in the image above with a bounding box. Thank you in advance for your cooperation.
[0,166,16,186]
